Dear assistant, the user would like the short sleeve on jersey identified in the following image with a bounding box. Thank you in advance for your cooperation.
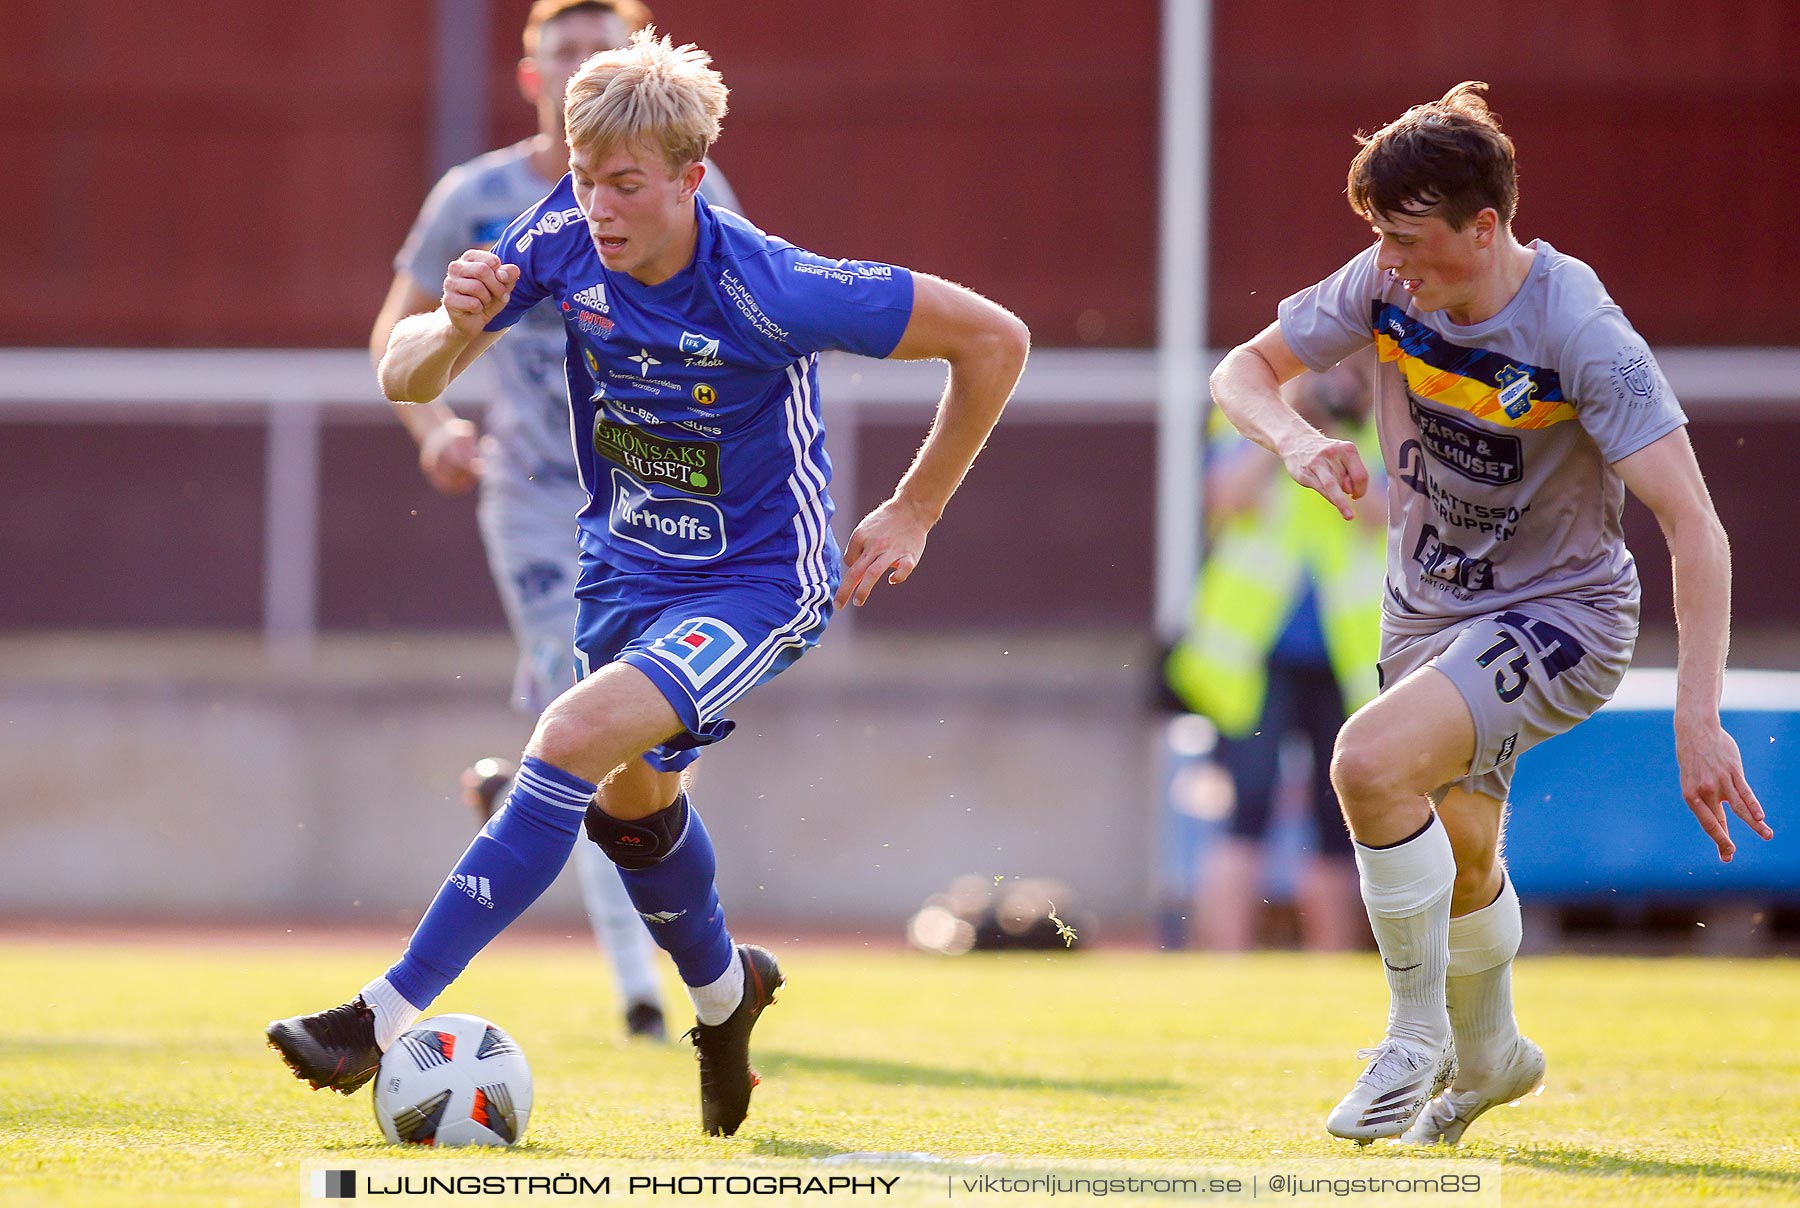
[484,198,578,332]
[1279,245,1381,372]
[1563,308,1687,463]
[750,248,915,359]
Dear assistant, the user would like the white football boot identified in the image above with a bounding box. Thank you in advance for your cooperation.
[1401,1035,1546,1146]
[1326,1036,1456,1143]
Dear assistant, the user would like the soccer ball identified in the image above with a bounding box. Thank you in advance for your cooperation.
[372,1014,533,1147]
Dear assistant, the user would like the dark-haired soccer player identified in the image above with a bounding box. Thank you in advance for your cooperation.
[271,30,1029,1137]
[1209,81,1769,1145]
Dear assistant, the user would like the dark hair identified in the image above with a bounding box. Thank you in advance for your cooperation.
[1346,81,1517,231]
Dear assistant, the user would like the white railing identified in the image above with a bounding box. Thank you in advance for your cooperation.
[2,346,1795,652]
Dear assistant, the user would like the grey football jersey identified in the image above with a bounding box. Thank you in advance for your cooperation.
[395,141,743,484]
[1278,240,1686,634]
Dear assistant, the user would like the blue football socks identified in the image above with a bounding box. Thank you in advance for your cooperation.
[385,756,593,1011]
[614,794,736,990]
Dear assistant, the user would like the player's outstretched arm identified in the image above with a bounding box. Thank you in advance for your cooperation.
[1210,322,1368,520]
[378,250,517,404]
[370,274,484,494]
[1616,428,1773,862]
[833,273,1030,609]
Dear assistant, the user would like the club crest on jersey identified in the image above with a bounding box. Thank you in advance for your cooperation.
[680,330,725,368]
[648,617,748,688]
[1611,351,1660,407]
[1495,364,1537,419]
[679,331,720,358]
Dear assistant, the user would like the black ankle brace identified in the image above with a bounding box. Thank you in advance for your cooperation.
[585,793,689,870]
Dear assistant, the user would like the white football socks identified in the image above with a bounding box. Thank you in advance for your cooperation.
[1353,813,1455,1050]
[360,975,424,1052]
[689,950,745,1026]
[1447,872,1524,1086]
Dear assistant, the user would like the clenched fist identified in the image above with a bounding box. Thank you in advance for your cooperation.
[443,251,520,339]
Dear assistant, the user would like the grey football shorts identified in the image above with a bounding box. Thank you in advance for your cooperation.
[477,458,588,715]
[1378,595,1637,802]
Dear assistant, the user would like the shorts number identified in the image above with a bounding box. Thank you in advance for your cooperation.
[1475,611,1587,703]
[1476,631,1531,702]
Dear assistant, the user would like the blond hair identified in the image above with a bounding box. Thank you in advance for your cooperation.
[564,28,728,172]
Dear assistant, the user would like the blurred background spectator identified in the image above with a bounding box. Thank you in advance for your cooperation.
[1166,355,1381,951]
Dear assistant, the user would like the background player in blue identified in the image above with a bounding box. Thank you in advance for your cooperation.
[1209,82,1771,1146]
[269,30,1031,1136]
[369,0,743,1045]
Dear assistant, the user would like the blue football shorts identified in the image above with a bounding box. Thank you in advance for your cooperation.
[573,561,835,772]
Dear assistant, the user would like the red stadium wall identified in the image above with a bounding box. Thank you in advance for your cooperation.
[1207,1,1800,347]
[3,2,1796,634]
[5,1,437,348]
[480,1,1162,350]
[8,2,1794,348]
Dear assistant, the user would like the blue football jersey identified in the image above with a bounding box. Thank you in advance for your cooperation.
[395,143,744,488]
[487,183,915,587]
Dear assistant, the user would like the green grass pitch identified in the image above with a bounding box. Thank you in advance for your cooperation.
[3,933,1798,1206]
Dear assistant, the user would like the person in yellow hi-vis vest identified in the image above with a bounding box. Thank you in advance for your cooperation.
[1167,353,1385,950]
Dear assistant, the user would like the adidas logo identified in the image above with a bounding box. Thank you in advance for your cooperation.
[640,909,687,925]
[572,283,608,312]
[451,874,494,908]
